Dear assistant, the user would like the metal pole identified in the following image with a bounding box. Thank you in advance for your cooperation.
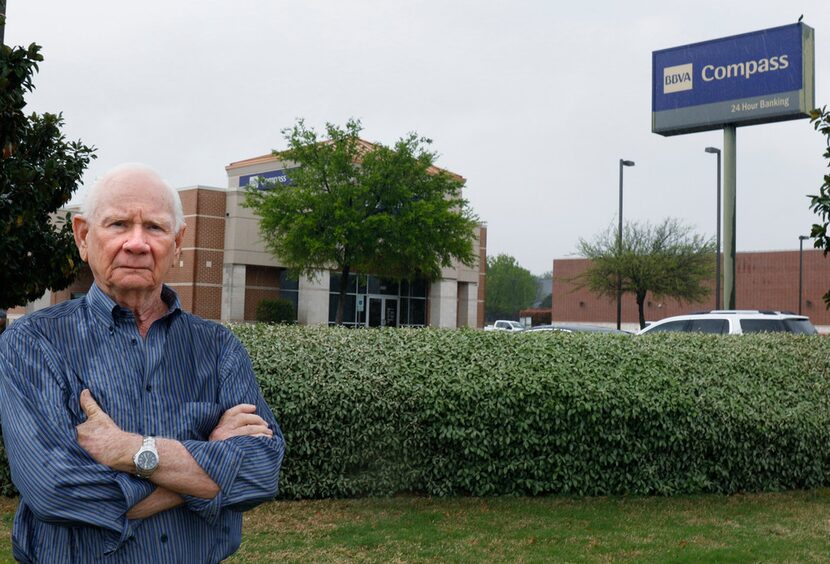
[799,235,808,315]
[723,126,737,309]
[617,160,623,330]
[705,147,722,310]
[715,150,721,310]
[616,159,634,330]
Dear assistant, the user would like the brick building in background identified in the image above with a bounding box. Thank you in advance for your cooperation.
[552,250,830,332]
[10,154,486,329]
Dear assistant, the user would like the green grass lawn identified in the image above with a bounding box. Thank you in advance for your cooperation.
[2,491,830,562]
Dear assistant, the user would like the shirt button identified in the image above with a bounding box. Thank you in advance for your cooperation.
[160,533,168,543]
[146,384,152,392]
[131,338,137,345]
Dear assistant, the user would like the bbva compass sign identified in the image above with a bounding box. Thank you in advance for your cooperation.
[652,23,814,136]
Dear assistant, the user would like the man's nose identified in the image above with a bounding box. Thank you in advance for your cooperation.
[122,226,151,253]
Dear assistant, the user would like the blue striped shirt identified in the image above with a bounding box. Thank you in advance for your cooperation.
[0,284,285,563]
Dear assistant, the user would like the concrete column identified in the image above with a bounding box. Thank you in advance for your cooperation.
[456,282,470,328]
[429,278,458,328]
[221,264,246,321]
[298,270,330,325]
[465,283,478,328]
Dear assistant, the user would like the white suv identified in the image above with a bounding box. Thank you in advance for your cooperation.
[638,310,817,335]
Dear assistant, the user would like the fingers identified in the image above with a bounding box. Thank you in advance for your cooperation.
[210,404,273,441]
[228,424,273,438]
[221,404,257,418]
[232,413,270,428]
[79,389,101,418]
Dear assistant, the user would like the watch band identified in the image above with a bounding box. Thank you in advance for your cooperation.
[134,435,159,478]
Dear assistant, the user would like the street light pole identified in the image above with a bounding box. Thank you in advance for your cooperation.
[705,147,721,310]
[799,235,809,315]
[617,159,635,330]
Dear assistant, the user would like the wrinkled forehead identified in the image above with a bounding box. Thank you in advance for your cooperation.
[95,171,177,223]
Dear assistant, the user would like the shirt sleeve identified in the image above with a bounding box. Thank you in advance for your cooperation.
[0,325,154,554]
[180,328,285,524]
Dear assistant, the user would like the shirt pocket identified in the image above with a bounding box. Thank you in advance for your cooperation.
[176,402,223,441]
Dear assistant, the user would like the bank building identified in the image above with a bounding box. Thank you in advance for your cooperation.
[10,149,487,329]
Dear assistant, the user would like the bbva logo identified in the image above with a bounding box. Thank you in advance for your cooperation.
[663,63,693,94]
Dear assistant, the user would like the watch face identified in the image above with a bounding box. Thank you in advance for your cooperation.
[137,450,158,470]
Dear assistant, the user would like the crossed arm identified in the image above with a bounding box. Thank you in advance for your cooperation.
[75,389,273,519]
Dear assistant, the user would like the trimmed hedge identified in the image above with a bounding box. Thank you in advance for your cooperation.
[2,326,830,499]
[231,325,830,499]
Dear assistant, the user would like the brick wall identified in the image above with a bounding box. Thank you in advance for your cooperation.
[169,187,227,319]
[477,225,487,328]
[244,265,281,321]
[553,249,830,326]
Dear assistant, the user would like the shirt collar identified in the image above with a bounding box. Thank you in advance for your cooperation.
[86,283,182,327]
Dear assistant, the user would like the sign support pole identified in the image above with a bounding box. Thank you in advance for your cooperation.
[723,125,737,309]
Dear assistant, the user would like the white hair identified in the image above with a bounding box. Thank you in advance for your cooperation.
[82,163,185,232]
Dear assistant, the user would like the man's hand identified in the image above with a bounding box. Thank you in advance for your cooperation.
[209,404,273,441]
[76,389,140,472]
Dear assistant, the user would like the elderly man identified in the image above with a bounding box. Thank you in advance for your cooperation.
[0,163,285,562]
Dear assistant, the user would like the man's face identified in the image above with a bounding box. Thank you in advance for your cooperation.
[73,170,185,299]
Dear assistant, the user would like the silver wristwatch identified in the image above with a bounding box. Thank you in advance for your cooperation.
[133,436,159,478]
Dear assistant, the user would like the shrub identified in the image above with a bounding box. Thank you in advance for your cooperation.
[228,326,830,499]
[255,298,295,324]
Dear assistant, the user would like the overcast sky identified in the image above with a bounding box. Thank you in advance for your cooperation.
[6,1,830,275]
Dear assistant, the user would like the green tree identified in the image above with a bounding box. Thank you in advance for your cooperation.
[485,254,537,321]
[808,106,830,308]
[244,119,478,324]
[0,41,95,309]
[576,218,715,329]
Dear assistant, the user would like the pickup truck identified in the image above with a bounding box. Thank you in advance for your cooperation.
[484,320,525,332]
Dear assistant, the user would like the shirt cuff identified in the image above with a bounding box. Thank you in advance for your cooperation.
[104,473,156,553]
[181,491,225,525]
[181,439,244,524]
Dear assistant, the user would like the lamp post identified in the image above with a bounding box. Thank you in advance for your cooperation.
[799,235,809,315]
[705,147,721,310]
[617,159,635,330]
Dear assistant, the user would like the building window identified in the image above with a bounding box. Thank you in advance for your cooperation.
[278,269,299,321]
[328,273,427,327]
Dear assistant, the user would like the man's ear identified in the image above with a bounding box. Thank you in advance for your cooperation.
[72,215,90,262]
[173,224,187,264]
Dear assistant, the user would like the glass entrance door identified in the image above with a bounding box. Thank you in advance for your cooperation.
[384,299,398,328]
[367,297,398,327]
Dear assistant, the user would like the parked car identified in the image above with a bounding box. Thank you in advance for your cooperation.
[484,320,525,332]
[525,323,631,335]
[638,310,817,335]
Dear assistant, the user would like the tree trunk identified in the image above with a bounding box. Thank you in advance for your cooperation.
[336,264,350,325]
[636,290,648,329]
